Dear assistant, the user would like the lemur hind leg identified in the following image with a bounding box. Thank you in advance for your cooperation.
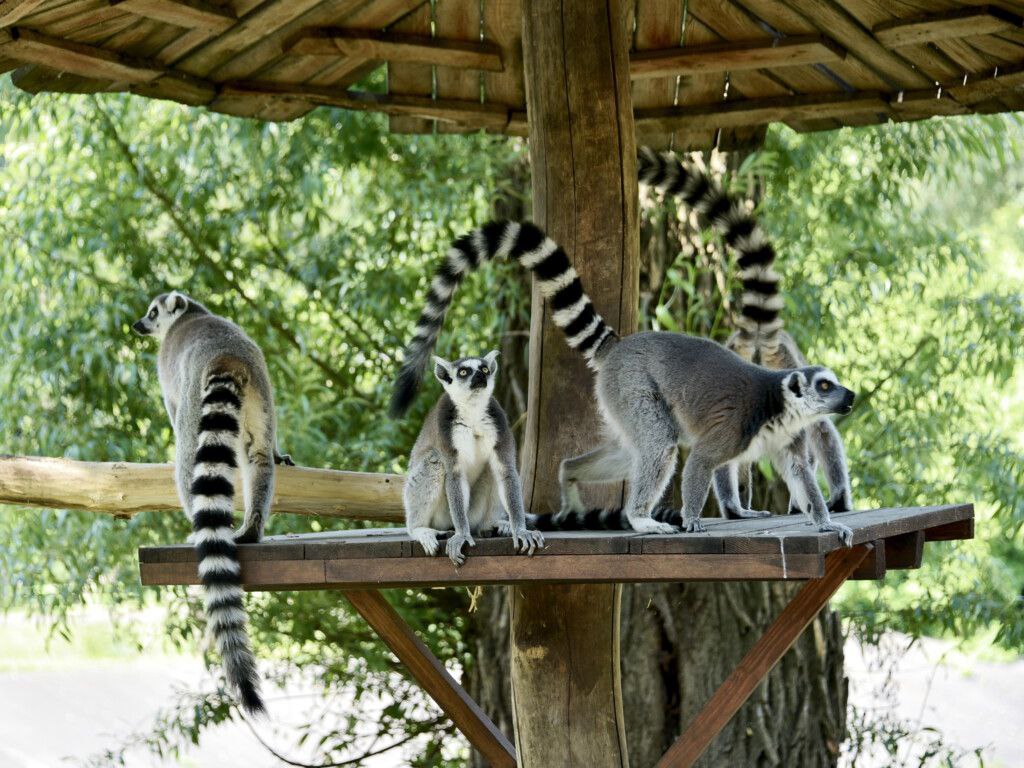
[557,441,631,521]
[713,463,771,519]
[780,436,853,546]
[404,450,449,557]
[236,443,274,544]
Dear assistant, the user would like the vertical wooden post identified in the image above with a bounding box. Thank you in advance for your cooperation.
[511,2,637,766]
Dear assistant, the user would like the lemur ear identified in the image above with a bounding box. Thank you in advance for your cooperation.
[172,293,187,313]
[484,350,499,368]
[787,372,803,397]
[433,356,453,384]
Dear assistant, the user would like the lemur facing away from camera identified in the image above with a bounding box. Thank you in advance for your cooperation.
[391,222,855,545]
[133,291,293,715]
[401,351,544,565]
[637,147,854,518]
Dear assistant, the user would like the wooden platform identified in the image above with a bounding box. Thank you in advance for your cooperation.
[139,504,974,589]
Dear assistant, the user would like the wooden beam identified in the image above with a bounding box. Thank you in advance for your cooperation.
[343,589,517,768]
[0,0,46,26]
[924,517,974,542]
[287,28,504,72]
[656,544,871,768]
[851,539,886,580]
[0,27,164,83]
[109,0,236,31]
[884,530,925,570]
[635,91,889,133]
[222,81,514,130]
[0,455,404,522]
[874,7,1021,48]
[630,34,845,79]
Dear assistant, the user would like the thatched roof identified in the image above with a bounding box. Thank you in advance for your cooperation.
[2,0,1023,149]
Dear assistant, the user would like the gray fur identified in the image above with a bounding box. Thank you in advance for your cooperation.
[404,352,543,565]
[133,290,286,714]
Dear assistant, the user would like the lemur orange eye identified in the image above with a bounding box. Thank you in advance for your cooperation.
[819,381,831,392]
[481,366,489,374]
[458,368,469,377]
[148,308,158,319]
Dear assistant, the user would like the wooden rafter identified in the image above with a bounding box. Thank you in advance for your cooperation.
[630,34,845,79]
[874,6,1022,48]
[655,545,872,768]
[0,27,166,83]
[0,0,46,26]
[343,589,517,767]
[286,27,504,71]
[109,0,236,32]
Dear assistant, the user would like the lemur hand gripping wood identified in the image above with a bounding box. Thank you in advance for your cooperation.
[133,291,289,714]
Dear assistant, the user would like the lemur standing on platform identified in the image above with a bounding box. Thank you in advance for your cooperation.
[133,291,292,715]
[394,352,544,565]
[390,222,856,545]
[637,147,854,518]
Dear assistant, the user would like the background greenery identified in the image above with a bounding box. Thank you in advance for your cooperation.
[1,75,1021,765]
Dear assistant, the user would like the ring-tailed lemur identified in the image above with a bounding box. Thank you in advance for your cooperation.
[391,222,855,545]
[637,147,854,518]
[133,291,290,715]
[403,351,544,565]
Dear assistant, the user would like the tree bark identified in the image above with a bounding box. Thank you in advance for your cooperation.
[509,1,637,766]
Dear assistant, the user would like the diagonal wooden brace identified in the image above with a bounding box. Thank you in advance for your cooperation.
[656,544,872,767]
[343,589,516,768]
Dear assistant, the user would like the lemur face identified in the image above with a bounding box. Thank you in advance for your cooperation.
[433,351,499,404]
[132,291,189,341]
[784,367,855,417]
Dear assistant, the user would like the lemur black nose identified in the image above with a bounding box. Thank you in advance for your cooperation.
[840,389,855,413]
[470,371,487,389]
[131,320,148,335]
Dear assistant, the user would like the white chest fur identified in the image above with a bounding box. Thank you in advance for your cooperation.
[736,409,811,464]
[450,417,498,482]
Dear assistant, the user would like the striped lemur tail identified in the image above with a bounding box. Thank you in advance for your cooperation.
[390,222,618,416]
[637,147,784,358]
[189,372,264,715]
[531,506,681,531]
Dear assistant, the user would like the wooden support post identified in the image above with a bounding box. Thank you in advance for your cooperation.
[343,589,516,768]
[511,1,637,766]
[656,545,871,768]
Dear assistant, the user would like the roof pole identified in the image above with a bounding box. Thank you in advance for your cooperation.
[511,1,637,765]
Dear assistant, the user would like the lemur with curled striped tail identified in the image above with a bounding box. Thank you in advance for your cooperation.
[133,291,292,715]
[638,147,854,518]
[390,222,855,544]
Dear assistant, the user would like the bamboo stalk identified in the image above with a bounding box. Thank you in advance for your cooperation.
[0,455,404,522]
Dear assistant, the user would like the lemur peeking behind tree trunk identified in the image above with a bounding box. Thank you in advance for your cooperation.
[395,351,544,565]
[133,291,292,715]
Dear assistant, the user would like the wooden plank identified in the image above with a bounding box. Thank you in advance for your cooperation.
[884,530,924,570]
[923,517,974,542]
[631,0,684,150]
[142,558,326,587]
[674,2,724,150]
[635,90,889,134]
[481,0,525,131]
[0,0,47,25]
[851,539,886,580]
[0,455,405,522]
[11,64,115,93]
[656,544,871,768]
[874,7,1021,49]
[110,0,234,31]
[631,34,845,79]
[387,0,433,134]
[433,0,481,134]
[0,26,164,82]
[344,589,517,768]
[287,27,503,71]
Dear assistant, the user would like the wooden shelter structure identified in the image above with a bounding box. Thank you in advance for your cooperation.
[0,0,1008,765]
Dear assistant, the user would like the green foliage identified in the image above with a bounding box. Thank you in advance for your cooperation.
[2,75,1022,766]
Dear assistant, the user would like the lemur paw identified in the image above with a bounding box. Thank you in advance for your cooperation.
[495,519,515,537]
[234,527,261,544]
[818,521,854,547]
[681,517,708,534]
[446,534,475,566]
[725,505,772,520]
[630,517,679,535]
[274,452,295,466]
[411,529,440,557]
[512,527,545,555]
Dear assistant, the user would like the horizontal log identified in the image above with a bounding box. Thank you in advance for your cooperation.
[109,0,236,31]
[0,455,404,522]
[631,35,845,79]
[287,28,504,72]
[635,91,889,133]
[0,27,165,83]
[873,7,1021,48]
